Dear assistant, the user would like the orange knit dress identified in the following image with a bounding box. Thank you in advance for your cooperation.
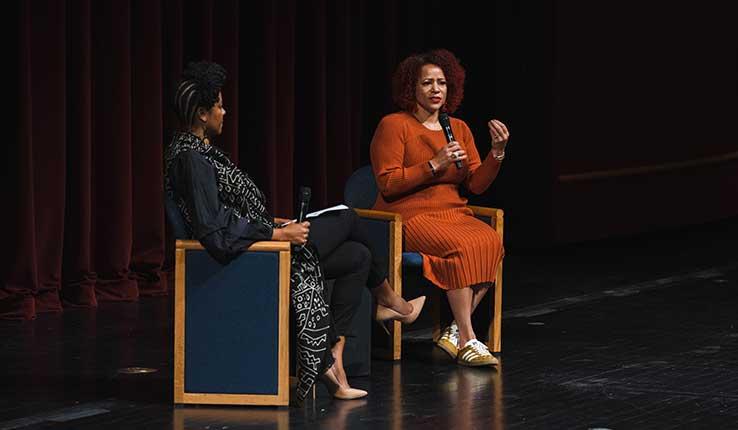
[370,112,504,290]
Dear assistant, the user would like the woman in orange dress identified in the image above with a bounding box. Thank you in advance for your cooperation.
[370,49,509,367]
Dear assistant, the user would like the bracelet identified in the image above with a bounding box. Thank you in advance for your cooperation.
[428,160,437,176]
[493,150,505,161]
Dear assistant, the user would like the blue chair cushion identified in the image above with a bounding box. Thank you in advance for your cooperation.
[402,252,423,267]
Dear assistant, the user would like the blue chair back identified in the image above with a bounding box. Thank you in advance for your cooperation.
[164,193,190,240]
[343,166,378,209]
[344,165,423,268]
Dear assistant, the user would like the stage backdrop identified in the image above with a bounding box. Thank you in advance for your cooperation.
[7,0,737,319]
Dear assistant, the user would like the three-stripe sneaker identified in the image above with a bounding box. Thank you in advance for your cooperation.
[457,339,499,367]
[436,321,459,358]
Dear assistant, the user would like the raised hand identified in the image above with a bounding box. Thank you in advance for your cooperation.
[487,119,509,151]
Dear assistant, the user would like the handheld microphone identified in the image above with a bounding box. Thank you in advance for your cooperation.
[295,186,311,250]
[438,112,462,169]
[297,186,311,223]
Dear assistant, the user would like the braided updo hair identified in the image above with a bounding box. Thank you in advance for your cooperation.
[173,61,226,128]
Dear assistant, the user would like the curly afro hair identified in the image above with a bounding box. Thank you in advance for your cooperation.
[173,61,227,128]
[391,49,465,114]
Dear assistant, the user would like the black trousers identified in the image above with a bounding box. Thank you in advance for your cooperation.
[309,208,389,336]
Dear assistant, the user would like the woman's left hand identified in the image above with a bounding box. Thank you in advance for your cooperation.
[488,119,510,151]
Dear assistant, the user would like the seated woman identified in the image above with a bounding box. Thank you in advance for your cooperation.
[370,49,509,367]
[164,62,425,403]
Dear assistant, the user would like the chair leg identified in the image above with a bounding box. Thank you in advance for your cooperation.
[372,280,403,361]
[391,320,402,361]
[487,261,503,352]
[390,272,402,360]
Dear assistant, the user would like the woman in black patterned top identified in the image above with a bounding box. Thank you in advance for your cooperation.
[164,61,425,403]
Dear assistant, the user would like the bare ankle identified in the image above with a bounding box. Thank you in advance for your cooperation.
[331,361,349,387]
[457,328,476,348]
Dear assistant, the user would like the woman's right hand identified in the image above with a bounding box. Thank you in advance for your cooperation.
[273,221,310,245]
[430,141,467,172]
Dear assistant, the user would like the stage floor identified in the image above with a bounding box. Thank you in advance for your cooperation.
[2,218,737,429]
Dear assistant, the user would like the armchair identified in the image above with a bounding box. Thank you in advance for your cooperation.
[165,196,372,406]
[344,166,504,359]
[166,196,291,405]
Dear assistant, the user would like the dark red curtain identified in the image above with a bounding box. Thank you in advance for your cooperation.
[7,0,737,319]
[7,0,241,319]
[5,0,458,320]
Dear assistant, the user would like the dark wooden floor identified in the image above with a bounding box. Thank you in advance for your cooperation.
[2,217,737,429]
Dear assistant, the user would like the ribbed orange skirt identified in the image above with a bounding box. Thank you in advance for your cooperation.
[404,207,504,290]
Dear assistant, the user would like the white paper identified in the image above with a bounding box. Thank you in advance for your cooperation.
[305,204,349,218]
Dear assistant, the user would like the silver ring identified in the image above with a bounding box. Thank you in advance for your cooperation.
[450,153,457,159]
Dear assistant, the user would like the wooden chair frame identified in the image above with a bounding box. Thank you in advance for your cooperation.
[354,206,504,359]
[173,240,291,406]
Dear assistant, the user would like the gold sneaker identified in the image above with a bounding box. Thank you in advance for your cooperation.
[457,339,499,367]
[436,321,459,359]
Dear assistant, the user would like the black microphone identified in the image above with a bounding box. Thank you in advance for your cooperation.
[295,186,311,250]
[439,112,462,169]
[297,186,311,223]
